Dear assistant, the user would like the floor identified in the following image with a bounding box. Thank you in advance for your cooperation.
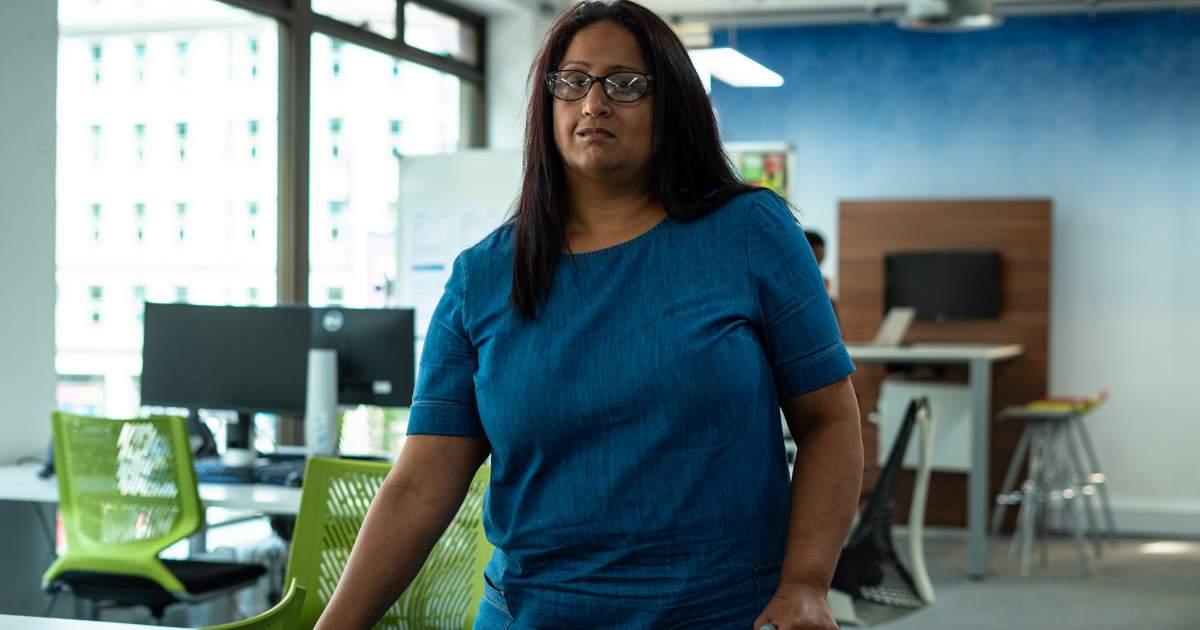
[853,528,1200,630]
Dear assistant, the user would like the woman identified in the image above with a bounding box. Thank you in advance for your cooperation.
[316,2,862,628]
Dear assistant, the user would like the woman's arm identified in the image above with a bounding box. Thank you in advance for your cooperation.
[314,434,491,630]
[754,376,862,630]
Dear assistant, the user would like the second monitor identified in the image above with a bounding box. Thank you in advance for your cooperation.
[310,307,415,408]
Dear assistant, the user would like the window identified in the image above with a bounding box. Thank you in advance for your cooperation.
[176,122,188,159]
[177,40,190,76]
[389,119,402,156]
[404,2,481,66]
[134,203,146,241]
[249,202,259,240]
[330,40,343,77]
[248,119,259,158]
[330,117,342,158]
[176,203,188,240]
[89,285,103,324]
[57,0,479,420]
[329,200,346,241]
[133,286,147,325]
[314,0,397,38]
[133,123,146,160]
[90,43,102,83]
[91,203,102,241]
[90,124,102,160]
[248,36,259,78]
[309,34,481,310]
[133,41,146,80]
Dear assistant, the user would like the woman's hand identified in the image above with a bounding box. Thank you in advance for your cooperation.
[752,582,838,630]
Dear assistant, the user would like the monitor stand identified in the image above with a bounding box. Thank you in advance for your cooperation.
[222,412,257,467]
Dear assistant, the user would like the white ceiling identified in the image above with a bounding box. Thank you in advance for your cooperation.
[637,0,1198,26]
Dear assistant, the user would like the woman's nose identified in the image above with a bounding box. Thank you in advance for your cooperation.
[581,80,610,117]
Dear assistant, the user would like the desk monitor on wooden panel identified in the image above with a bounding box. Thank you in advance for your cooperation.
[872,307,916,347]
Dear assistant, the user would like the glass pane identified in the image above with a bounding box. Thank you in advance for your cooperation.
[57,0,279,418]
[309,33,474,311]
[314,0,398,39]
[309,33,479,452]
[404,2,479,66]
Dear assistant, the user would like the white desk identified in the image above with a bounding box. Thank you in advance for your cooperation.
[846,342,1023,579]
[0,463,302,515]
[0,614,183,629]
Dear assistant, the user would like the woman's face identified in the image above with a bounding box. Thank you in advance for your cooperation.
[552,21,654,187]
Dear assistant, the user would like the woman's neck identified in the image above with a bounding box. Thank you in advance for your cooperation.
[565,175,662,241]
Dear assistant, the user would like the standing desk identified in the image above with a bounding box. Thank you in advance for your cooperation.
[846,342,1023,579]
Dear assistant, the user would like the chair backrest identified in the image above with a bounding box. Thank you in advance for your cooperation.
[832,397,930,609]
[203,578,306,630]
[285,457,492,630]
[42,411,204,593]
[852,396,926,546]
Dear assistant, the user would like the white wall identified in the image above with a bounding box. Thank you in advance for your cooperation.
[470,0,560,149]
[0,0,59,615]
[0,0,57,462]
[711,14,1200,537]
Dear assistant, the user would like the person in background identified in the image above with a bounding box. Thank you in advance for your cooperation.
[805,229,838,318]
[314,2,861,629]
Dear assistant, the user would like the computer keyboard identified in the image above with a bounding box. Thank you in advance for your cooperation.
[194,458,306,486]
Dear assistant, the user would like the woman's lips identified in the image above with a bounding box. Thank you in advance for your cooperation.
[577,128,615,140]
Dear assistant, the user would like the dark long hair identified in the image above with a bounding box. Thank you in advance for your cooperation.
[511,0,754,321]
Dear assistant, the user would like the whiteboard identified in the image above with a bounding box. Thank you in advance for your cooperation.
[396,150,522,348]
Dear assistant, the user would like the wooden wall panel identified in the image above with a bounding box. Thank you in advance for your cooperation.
[838,199,1052,527]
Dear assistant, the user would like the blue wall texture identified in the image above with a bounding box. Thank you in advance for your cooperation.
[711,10,1200,533]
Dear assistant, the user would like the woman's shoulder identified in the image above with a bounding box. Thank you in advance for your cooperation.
[684,187,790,232]
[454,220,515,282]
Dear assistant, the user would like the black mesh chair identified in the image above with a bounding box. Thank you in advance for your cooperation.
[831,396,935,611]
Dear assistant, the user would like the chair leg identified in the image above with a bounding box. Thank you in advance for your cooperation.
[1072,418,1117,539]
[992,426,1033,537]
[1063,423,1103,558]
[1066,491,1092,577]
[1035,427,1054,569]
[1019,425,1046,578]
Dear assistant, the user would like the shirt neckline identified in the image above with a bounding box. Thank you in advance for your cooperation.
[563,215,672,259]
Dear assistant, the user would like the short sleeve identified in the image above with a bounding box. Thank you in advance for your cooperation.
[747,192,855,398]
[407,252,484,437]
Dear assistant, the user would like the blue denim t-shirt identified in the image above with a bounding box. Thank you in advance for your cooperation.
[408,189,854,629]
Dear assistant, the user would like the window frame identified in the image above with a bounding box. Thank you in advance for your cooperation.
[216,0,487,303]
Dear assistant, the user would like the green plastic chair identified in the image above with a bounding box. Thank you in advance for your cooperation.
[285,457,492,629]
[203,578,306,630]
[42,411,266,621]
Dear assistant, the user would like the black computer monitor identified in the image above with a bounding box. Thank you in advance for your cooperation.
[885,251,1002,321]
[310,307,415,407]
[141,302,310,450]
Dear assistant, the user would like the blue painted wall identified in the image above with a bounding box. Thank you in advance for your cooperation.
[710,11,1200,533]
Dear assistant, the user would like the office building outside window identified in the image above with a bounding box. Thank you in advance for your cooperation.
[308,33,478,311]
[57,0,279,417]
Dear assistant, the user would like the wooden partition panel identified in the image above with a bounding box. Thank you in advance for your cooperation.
[838,199,1052,526]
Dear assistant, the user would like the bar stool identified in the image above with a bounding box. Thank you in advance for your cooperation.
[990,390,1113,577]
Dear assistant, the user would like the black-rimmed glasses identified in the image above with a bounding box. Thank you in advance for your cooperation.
[545,70,654,103]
